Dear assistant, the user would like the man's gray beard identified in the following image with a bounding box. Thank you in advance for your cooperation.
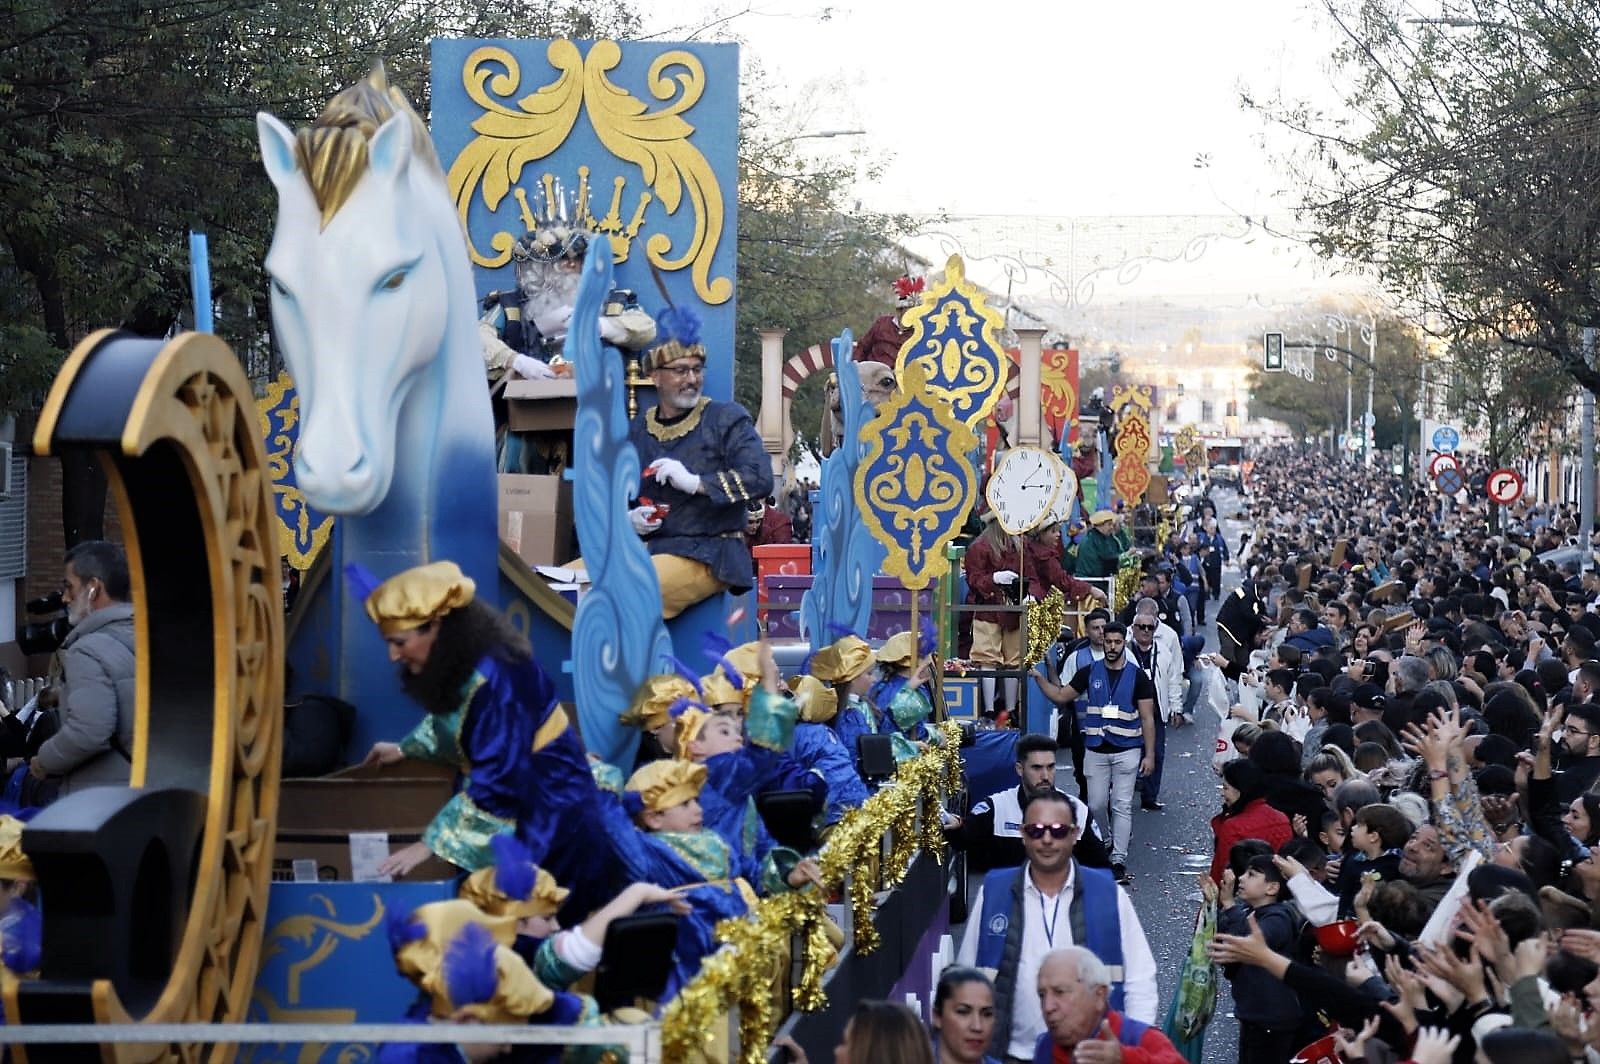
[519,265,581,341]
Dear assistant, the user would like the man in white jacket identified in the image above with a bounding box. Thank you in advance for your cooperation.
[1129,598,1183,812]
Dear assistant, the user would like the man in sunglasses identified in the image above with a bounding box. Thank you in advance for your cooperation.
[957,789,1158,1062]
[1049,622,1157,883]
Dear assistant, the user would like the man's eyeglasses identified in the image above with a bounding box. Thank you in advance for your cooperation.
[1022,822,1075,840]
[658,363,705,380]
[1132,623,1156,631]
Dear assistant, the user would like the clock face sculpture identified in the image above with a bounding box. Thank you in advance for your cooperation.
[985,445,1062,535]
[1042,452,1080,529]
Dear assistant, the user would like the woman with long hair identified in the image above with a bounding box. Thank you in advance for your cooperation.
[775,1000,936,1064]
[929,967,1001,1064]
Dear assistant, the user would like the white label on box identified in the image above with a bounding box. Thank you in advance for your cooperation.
[349,832,394,883]
[505,510,524,552]
[292,858,319,883]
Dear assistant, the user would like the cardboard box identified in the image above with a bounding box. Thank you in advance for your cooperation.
[500,473,574,568]
[272,759,459,883]
[504,376,578,432]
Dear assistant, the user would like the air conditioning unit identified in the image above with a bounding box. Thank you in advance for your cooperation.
[0,442,11,501]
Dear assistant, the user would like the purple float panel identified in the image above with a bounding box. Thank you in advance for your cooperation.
[764,576,933,640]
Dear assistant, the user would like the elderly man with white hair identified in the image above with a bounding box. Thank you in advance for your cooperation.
[1032,947,1186,1064]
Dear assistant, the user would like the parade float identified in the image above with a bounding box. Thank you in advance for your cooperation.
[4,34,1128,1064]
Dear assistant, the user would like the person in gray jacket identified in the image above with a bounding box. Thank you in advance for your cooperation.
[28,541,135,797]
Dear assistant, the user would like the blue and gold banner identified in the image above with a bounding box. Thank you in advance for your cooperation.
[894,254,1009,428]
[431,38,739,401]
[256,371,333,570]
[854,363,980,590]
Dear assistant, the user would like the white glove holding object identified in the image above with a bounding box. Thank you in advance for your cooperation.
[992,570,1018,586]
[629,506,663,536]
[512,354,555,380]
[650,457,703,495]
[598,315,627,345]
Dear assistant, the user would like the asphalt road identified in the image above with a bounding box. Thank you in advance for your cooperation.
[953,486,1251,1060]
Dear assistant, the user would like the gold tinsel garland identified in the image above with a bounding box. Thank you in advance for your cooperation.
[659,724,963,1063]
[1113,552,1142,612]
[1024,589,1066,666]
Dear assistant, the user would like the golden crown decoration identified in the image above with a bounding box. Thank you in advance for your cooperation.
[511,167,653,263]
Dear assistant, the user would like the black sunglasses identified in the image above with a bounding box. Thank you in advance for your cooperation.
[1023,822,1075,840]
[1133,623,1156,631]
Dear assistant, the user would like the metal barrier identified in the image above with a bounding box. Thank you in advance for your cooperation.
[3,1022,660,1055]
[2,676,47,713]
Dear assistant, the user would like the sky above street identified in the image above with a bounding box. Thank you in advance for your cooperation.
[639,1,1442,300]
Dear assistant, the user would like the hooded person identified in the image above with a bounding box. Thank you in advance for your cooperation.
[1209,759,1292,883]
[1073,510,1127,579]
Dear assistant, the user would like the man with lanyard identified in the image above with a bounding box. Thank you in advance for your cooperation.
[1037,622,1156,884]
[956,789,1158,1064]
[1038,609,1109,799]
[946,733,1111,872]
[1127,599,1182,814]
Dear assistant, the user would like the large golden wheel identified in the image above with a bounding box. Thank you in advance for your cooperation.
[13,330,283,1062]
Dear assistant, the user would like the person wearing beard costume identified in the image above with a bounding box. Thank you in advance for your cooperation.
[359,561,614,912]
[482,218,656,476]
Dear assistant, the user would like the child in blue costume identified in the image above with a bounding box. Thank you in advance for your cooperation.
[786,675,871,829]
[381,898,593,1064]
[458,834,684,985]
[593,759,821,1003]
[355,561,614,911]
[869,627,944,751]
[810,634,918,776]
[695,639,829,849]
[0,814,40,1008]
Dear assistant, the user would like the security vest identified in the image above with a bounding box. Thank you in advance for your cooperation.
[1076,660,1143,750]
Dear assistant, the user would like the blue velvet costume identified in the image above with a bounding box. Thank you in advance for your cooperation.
[398,654,614,909]
[629,397,773,592]
[591,785,798,1002]
[834,693,918,774]
[791,722,869,826]
[699,688,825,861]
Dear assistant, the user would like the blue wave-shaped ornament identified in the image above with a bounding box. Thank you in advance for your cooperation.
[799,332,885,651]
[569,236,673,767]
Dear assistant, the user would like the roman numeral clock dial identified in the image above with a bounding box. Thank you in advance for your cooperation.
[984,445,1063,536]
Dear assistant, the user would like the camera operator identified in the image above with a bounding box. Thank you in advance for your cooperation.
[10,542,136,802]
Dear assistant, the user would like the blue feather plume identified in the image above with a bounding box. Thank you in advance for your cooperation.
[343,562,382,601]
[442,922,500,1009]
[667,696,706,720]
[385,908,427,953]
[918,615,938,659]
[659,654,705,696]
[700,632,746,690]
[490,833,534,902]
[657,305,703,348]
[1,898,41,974]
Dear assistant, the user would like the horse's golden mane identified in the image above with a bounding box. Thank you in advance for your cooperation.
[294,63,439,229]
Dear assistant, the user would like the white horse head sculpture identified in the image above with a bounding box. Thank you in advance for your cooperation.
[255,67,494,521]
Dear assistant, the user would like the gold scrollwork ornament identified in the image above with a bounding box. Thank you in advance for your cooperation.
[893,255,1009,428]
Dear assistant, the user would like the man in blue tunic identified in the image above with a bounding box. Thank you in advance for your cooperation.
[360,561,616,911]
[627,307,774,618]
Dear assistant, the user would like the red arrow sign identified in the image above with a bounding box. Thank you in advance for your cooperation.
[1486,467,1524,505]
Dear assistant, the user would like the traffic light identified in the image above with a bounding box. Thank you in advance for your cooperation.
[1264,332,1284,371]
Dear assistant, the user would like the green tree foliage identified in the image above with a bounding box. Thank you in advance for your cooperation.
[0,0,637,542]
[1443,333,1574,467]
[1246,0,1600,393]
[732,109,917,460]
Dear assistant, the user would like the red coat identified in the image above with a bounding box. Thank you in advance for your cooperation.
[964,536,1024,630]
[855,314,911,367]
[1025,538,1098,603]
[1209,798,1292,882]
[744,506,793,551]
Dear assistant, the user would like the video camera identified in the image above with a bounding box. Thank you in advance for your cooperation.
[19,590,69,656]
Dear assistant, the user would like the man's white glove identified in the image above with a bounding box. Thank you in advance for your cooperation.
[532,304,573,337]
[512,354,555,380]
[992,570,1019,586]
[650,457,702,495]
[628,506,663,536]
[598,315,627,345]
